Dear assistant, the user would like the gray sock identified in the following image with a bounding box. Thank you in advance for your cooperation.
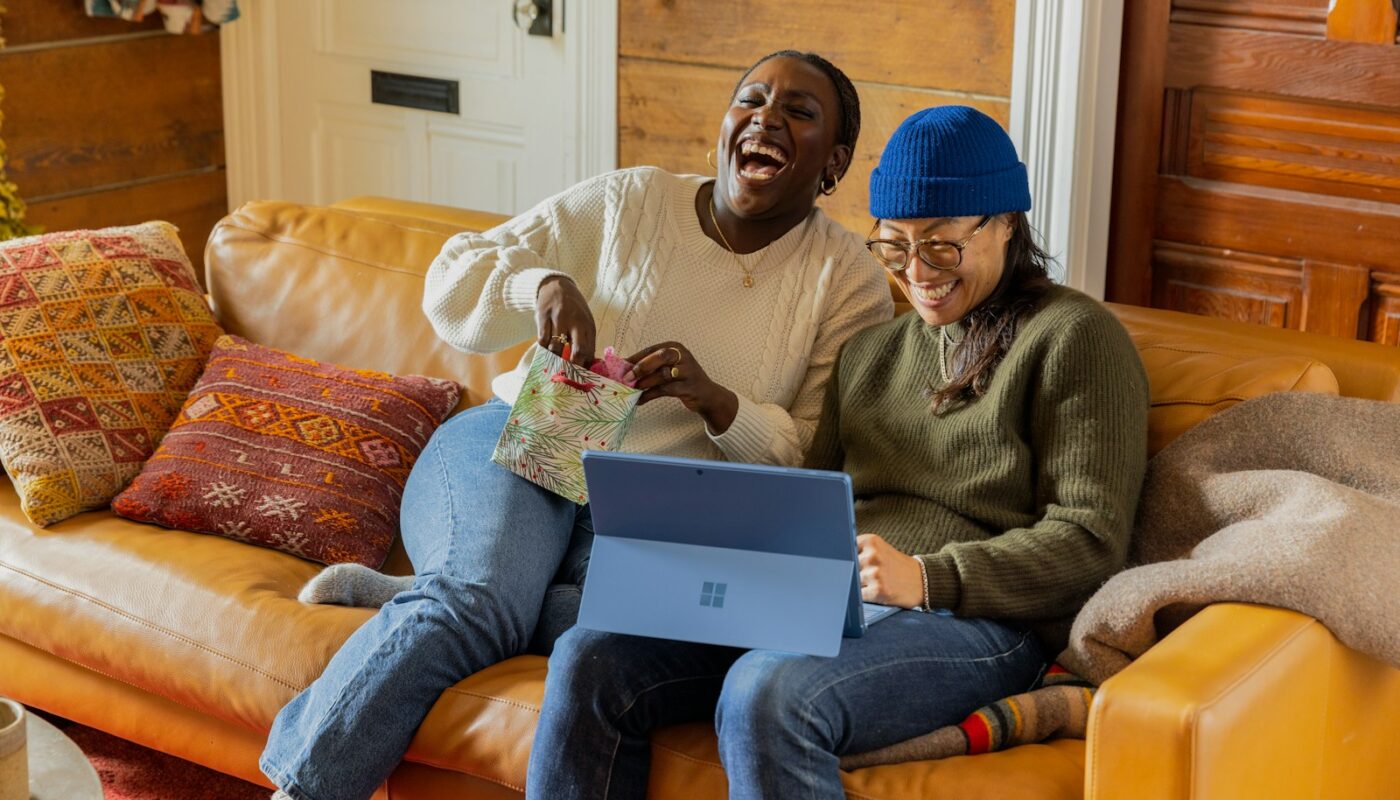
[271,791,295,800]
[298,563,414,607]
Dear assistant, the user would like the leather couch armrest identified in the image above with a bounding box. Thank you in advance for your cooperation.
[1086,602,1400,799]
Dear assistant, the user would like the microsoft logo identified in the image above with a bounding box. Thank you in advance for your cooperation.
[700,581,727,608]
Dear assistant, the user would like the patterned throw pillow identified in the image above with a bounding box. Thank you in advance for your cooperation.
[0,222,223,526]
[111,335,461,566]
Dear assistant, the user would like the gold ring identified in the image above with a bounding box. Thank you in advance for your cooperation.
[551,333,571,345]
[665,346,682,364]
[670,366,681,380]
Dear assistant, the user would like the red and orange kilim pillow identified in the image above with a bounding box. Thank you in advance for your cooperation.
[112,335,461,566]
[0,222,223,526]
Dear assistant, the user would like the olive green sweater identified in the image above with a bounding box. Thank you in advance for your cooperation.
[806,286,1149,638]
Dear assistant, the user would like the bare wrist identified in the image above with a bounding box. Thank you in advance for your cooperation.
[537,274,570,295]
[702,387,740,435]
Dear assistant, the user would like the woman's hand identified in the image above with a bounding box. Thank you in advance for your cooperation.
[857,533,925,609]
[625,341,739,434]
[536,275,596,366]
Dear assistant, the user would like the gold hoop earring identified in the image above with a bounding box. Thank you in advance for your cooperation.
[706,149,718,171]
[819,173,839,196]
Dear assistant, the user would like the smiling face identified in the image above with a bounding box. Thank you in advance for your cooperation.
[878,215,1015,327]
[716,56,848,221]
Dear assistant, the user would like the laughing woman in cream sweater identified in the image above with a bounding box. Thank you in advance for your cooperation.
[259,50,892,800]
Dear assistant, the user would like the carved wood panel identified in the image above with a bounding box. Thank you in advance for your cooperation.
[1184,89,1400,204]
[1373,274,1400,345]
[1170,0,1327,37]
[1151,241,1302,328]
[1110,1,1400,346]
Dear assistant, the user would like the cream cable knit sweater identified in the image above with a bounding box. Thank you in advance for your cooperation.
[423,167,893,465]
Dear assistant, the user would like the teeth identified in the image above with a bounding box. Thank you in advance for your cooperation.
[912,281,957,301]
[738,167,776,182]
[740,140,788,164]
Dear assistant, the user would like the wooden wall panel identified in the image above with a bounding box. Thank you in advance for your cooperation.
[1170,0,1327,37]
[0,4,225,277]
[1,35,224,199]
[1111,0,1400,345]
[619,0,1015,96]
[1155,176,1400,273]
[618,1,1014,236]
[26,171,228,280]
[1183,89,1400,205]
[1167,25,1400,108]
[618,59,1008,236]
[1151,240,1302,329]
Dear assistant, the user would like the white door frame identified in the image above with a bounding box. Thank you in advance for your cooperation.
[1010,0,1126,300]
[221,0,619,210]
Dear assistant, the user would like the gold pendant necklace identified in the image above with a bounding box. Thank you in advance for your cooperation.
[708,192,755,288]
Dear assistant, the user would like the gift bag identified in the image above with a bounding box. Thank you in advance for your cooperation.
[492,347,642,504]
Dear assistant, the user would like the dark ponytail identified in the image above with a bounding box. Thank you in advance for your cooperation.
[929,213,1054,414]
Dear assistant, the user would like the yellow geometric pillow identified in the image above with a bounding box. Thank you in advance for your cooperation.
[0,222,224,526]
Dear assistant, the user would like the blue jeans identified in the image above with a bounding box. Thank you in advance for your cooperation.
[260,399,594,800]
[527,611,1046,800]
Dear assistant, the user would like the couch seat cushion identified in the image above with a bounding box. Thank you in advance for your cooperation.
[0,482,1084,797]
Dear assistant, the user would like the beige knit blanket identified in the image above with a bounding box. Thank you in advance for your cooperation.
[844,392,1400,768]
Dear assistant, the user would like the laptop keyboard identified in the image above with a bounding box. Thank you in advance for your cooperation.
[861,602,898,625]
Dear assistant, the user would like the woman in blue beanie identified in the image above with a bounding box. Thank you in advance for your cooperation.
[527,106,1150,798]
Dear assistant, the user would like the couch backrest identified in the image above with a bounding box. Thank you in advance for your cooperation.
[205,201,528,410]
[206,199,1400,454]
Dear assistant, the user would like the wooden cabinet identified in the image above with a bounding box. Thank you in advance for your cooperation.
[1108,0,1400,347]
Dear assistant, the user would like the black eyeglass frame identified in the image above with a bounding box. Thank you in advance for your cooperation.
[864,215,994,272]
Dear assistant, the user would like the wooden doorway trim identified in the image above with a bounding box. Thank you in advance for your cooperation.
[1104,0,1171,306]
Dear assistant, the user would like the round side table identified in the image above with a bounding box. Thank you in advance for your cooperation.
[27,714,102,800]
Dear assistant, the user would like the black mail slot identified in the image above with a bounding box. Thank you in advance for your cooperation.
[371,70,460,115]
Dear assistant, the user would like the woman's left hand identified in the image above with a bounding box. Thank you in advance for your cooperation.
[858,533,925,609]
[625,341,739,434]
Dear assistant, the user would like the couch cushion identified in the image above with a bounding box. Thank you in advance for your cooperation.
[205,203,527,411]
[0,482,1085,798]
[0,222,224,526]
[110,335,461,567]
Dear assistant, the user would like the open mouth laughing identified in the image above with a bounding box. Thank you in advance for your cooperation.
[736,138,790,183]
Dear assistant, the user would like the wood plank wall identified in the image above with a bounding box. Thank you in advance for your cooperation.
[617,1,1016,235]
[0,4,225,276]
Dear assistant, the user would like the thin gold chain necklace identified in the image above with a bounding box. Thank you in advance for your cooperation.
[708,192,756,288]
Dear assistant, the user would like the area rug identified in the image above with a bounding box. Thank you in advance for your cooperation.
[42,713,270,800]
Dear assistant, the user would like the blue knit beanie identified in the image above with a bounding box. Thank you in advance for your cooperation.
[869,105,1031,220]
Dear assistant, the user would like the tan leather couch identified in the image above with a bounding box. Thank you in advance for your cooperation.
[2,198,1398,800]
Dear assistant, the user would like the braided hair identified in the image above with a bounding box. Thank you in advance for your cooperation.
[734,50,862,180]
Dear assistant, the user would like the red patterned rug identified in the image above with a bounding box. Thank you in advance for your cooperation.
[43,713,271,800]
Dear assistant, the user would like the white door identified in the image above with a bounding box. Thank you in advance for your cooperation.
[222,0,616,215]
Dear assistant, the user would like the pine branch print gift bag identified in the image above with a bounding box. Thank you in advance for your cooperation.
[491,347,641,504]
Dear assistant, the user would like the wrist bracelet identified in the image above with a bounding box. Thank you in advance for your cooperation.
[916,556,931,612]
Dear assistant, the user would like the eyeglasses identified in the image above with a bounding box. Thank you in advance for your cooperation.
[865,216,993,272]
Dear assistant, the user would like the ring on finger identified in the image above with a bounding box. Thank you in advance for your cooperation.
[670,366,681,380]
[664,346,683,364]
[551,333,571,345]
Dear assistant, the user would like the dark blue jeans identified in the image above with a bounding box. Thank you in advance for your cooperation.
[526,611,1045,800]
